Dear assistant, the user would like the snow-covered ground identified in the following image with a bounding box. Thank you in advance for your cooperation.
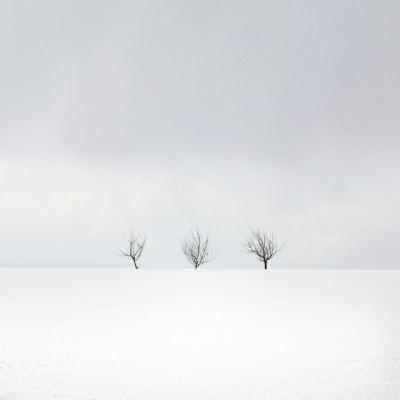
[1,269,399,399]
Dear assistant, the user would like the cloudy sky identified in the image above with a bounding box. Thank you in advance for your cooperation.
[1,0,399,269]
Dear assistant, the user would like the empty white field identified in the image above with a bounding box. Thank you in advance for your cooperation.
[1,269,399,400]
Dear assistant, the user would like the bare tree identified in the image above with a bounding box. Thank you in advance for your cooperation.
[242,228,284,269]
[117,231,146,269]
[182,228,216,269]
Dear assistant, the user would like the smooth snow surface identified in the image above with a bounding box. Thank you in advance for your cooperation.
[1,269,400,399]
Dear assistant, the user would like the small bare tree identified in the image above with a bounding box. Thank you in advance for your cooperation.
[117,231,146,269]
[242,228,284,269]
[182,228,216,269]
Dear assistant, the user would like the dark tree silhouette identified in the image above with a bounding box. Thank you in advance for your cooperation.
[242,228,284,269]
[117,231,146,269]
[182,228,216,269]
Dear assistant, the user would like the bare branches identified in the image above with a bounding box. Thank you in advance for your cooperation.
[182,228,216,269]
[242,228,284,269]
[117,231,146,269]
[116,227,282,269]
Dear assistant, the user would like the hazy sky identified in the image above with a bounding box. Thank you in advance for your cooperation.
[1,0,399,269]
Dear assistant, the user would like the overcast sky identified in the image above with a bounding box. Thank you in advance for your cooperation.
[1,0,399,269]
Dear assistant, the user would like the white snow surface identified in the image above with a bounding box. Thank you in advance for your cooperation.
[1,269,400,400]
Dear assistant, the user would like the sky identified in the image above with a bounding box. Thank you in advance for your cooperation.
[1,0,399,269]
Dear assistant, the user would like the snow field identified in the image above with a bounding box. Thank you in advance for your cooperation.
[1,269,399,399]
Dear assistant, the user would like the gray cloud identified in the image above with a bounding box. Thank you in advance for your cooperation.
[1,1,399,268]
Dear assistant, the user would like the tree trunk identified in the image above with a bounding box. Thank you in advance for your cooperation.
[132,257,139,269]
